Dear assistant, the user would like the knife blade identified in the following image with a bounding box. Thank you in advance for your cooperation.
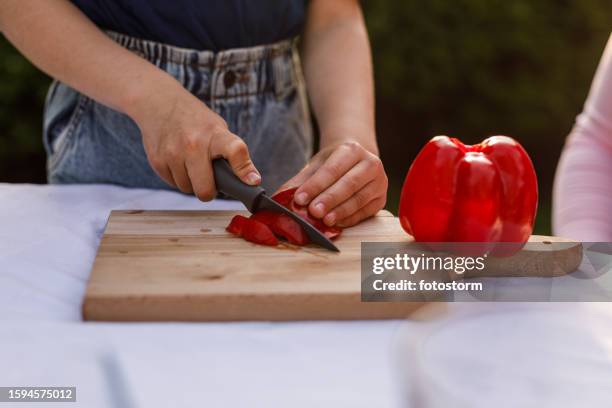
[212,158,340,252]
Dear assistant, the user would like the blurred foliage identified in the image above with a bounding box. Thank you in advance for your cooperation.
[363,0,612,234]
[0,39,50,182]
[1,0,612,233]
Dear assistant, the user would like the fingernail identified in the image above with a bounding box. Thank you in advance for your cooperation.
[246,172,261,185]
[324,212,336,226]
[295,192,308,205]
[313,202,325,216]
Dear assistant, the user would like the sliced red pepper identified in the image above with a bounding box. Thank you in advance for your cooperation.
[241,218,278,246]
[271,213,310,245]
[287,201,342,239]
[399,135,537,255]
[226,187,343,248]
[250,210,278,226]
[226,215,249,236]
[227,215,278,247]
[272,187,298,207]
[273,188,342,242]
[252,209,309,245]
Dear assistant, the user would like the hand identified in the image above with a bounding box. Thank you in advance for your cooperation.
[130,81,261,200]
[279,141,388,227]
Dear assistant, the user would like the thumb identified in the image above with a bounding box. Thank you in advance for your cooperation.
[211,131,261,186]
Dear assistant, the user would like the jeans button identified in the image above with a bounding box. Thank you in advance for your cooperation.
[223,70,236,88]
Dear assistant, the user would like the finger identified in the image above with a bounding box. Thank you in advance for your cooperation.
[275,149,331,193]
[146,150,177,188]
[210,130,261,185]
[185,155,216,201]
[336,196,387,228]
[322,179,384,226]
[156,163,177,188]
[168,161,194,194]
[309,159,378,219]
[275,163,318,194]
[294,143,362,207]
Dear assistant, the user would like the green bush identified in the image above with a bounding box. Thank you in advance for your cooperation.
[0,39,50,181]
[364,0,611,141]
[0,40,51,148]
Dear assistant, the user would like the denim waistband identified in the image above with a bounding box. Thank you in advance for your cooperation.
[106,31,300,101]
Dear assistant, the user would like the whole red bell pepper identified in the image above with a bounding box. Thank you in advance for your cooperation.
[399,136,538,250]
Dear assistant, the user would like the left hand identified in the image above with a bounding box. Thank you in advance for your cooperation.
[278,141,388,227]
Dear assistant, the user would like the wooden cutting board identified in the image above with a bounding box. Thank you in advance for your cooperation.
[83,210,581,322]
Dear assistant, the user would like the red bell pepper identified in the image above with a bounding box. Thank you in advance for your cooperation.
[399,135,537,251]
[226,187,342,247]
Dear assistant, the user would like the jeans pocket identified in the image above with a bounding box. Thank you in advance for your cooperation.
[46,91,90,174]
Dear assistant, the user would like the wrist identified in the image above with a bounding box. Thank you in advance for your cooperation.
[122,73,185,126]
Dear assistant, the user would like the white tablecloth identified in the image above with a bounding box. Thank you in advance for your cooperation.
[397,303,612,408]
[0,184,403,408]
[1,183,611,408]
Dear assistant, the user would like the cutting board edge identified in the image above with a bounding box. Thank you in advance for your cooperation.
[82,292,426,322]
[109,209,396,217]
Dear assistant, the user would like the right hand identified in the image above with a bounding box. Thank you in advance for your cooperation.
[130,81,261,201]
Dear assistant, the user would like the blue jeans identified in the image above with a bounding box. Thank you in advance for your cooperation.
[43,32,313,193]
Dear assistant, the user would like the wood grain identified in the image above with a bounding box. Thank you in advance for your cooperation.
[83,210,581,322]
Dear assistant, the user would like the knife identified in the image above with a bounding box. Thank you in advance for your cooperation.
[212,158,340,252]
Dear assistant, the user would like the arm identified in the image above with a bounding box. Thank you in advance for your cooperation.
[302,0,376,154]
[283,0,387,227]
[0,0,260,199]
[553,34,612,241]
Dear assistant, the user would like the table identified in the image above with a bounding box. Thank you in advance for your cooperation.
[1,183,610,407]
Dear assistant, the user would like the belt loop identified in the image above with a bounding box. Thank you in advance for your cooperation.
[272,39,297,100]
[210,51,224,109]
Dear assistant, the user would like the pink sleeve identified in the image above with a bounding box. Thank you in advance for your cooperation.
[553,35,612,241]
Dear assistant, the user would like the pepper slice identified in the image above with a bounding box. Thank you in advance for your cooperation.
[289,204,342,240]
[251,210,308,245]
[273,188,342,240]
[225,187,342,247]
[272,188,342,242]
[272,213,310,245]
[241,218,278,246]
[226,215,249,235]
[250,210,278,226]
[226,215,277,246]
[271,188,297,207]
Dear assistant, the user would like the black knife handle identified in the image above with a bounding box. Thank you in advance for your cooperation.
[212,158,265,212]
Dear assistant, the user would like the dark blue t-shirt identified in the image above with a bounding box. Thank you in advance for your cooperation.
[71,0,307,51]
